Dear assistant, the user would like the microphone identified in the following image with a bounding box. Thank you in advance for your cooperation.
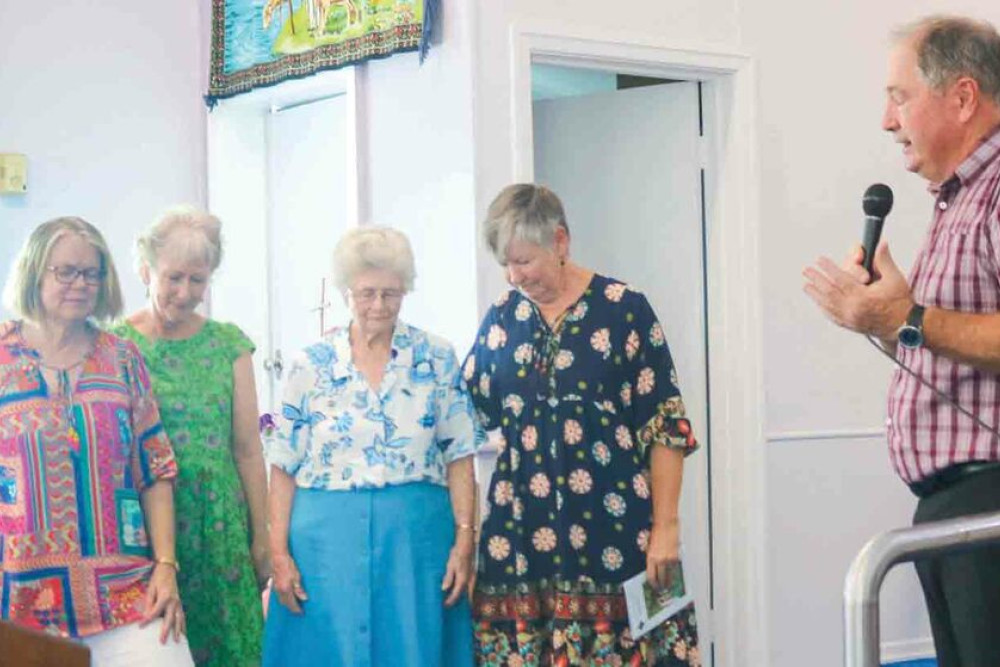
[861,183,894,279]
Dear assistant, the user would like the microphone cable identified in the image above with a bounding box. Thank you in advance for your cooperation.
[865,334,1000,439]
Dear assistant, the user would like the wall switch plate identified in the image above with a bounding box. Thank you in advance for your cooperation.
[0,154,28,194]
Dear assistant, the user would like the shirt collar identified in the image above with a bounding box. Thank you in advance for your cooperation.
[929,124,1000,196]
[328,321,415,380]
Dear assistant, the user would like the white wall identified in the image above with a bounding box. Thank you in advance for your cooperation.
[0,1,208,316]
[361,1,480,354]
[472,1,1000,666]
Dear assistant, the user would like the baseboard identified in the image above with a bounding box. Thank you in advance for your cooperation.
[881,637,935,662]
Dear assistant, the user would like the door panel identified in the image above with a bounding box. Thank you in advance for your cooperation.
[533,80,713,654]
[265,96,351,410]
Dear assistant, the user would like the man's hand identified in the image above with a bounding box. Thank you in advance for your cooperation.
[803,241,913,340]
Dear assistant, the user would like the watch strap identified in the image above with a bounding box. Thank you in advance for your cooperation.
[906,304,926,329]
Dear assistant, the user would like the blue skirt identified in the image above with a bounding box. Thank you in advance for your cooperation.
[262,483,473,667]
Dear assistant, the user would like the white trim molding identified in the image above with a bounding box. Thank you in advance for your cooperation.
[765,427,886,443]
[506,20,766,666]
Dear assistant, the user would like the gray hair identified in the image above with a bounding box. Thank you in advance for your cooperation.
[332,225,416,293]
[136,206,223,272]
[483,184,569,263]
[894,15,1000,106]
[2,216,124,322]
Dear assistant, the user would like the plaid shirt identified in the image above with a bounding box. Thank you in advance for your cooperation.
[887,126,1000,484]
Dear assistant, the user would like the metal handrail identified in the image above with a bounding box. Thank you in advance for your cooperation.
[843,510,1000,667]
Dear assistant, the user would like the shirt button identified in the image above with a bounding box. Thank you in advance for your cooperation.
[938,201,948,210]
[885,418,892,427]
[360,625,368,634]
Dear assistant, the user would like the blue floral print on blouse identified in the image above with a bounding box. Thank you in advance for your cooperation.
[266,321,483,489]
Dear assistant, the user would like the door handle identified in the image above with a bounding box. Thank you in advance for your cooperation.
[263,350,284,380]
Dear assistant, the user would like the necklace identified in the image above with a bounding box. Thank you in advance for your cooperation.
[24,328,94,401]
[38,357,88,399]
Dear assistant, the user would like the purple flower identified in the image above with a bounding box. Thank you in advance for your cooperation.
[259,413,276,435]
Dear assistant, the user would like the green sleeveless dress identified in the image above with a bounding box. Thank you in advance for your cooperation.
[112,320,263,666]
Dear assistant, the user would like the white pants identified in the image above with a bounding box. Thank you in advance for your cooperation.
[81,622,194,667]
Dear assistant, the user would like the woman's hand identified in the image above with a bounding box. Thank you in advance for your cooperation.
[140,563,185,643]
[272,552,308,614]
[646,518,681,591]
[251,536,271,591]
[441,532,475,607]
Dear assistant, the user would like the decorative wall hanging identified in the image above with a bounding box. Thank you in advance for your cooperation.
[207,0,437,106]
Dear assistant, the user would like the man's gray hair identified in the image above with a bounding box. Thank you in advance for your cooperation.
[332,225,416,293]
[894,15,1000,107]
[482,184,569,263]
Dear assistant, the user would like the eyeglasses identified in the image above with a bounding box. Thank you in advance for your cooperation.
[350,288,405,304]
[48,265,105,286]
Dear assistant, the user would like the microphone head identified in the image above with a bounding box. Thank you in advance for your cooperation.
[863,183,894,218]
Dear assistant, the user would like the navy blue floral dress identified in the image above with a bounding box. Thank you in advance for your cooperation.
[463,274,700,666]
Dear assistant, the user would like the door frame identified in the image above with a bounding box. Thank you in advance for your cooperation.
[206,67,363,410]
[508,21,767,665]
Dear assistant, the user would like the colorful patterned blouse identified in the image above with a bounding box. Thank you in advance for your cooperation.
[267,321,482,490]
[0,321,177,638]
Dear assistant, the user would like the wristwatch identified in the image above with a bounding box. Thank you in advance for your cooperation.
[897,304,926,349]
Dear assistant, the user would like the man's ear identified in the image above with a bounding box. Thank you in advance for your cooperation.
[953,76,981,123]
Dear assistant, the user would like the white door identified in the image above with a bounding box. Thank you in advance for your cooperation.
[264,96,352,411]
[534,80,713,657]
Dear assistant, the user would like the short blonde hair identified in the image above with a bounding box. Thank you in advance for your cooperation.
[2,216,124,321]
[483,184,568,263]
[332,226,416,293]
[137,206,223,272]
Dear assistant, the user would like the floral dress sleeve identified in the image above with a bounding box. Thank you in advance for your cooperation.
[266,352,316,476]
[462,304,504,431]
[122,340,178,490]
[625,294,699,460]
[433,343,485,464]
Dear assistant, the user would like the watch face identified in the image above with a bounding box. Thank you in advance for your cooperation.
[898,325,922,349]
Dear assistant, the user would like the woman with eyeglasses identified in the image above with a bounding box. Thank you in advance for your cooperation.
[464,185,700,665]
[0,217,192,666]
[262,226,481,666]
[111,206,269,666]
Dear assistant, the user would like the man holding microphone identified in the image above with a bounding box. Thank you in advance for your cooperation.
[803,15,1000,667]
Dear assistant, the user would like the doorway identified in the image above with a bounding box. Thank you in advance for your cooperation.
[498,28,765,662]
[263,94,352,410]
[206,69,358,413]
[532,63,714,662]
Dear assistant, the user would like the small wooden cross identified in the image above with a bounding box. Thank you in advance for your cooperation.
[309,277,332,336]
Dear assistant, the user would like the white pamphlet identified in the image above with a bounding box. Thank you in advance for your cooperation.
[622,563,694,640]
